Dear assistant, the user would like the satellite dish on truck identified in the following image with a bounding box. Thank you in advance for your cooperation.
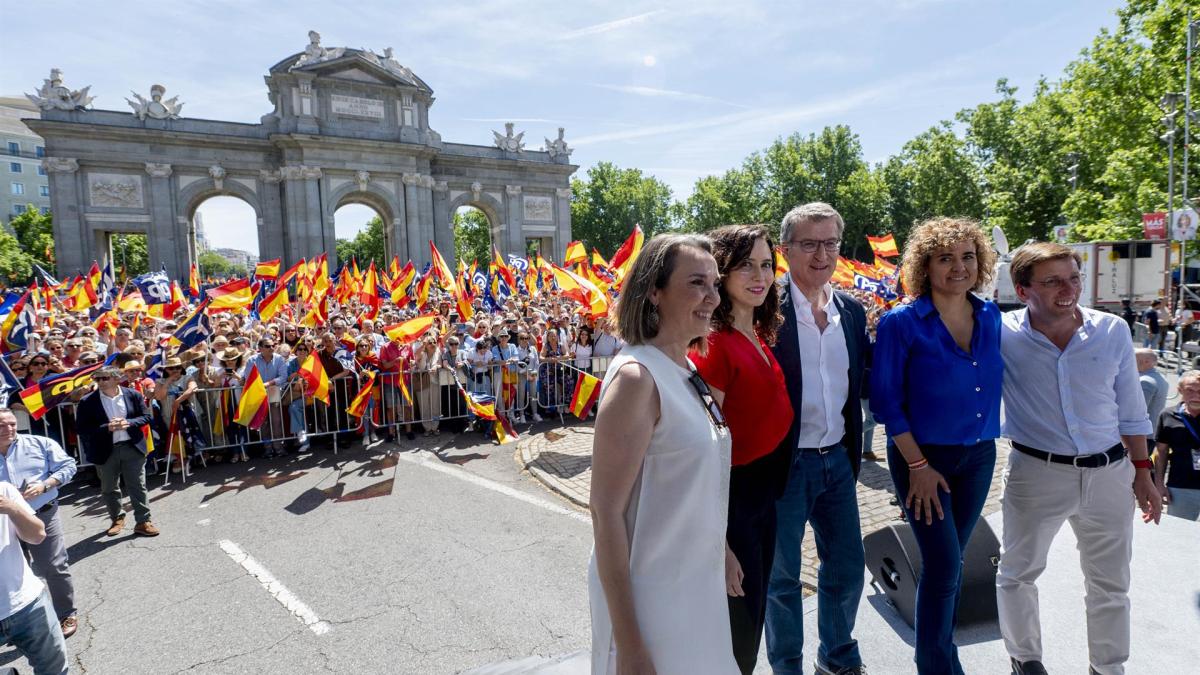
[993,226,1010,256]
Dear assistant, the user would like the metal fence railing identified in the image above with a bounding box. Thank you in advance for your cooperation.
[18,355,619,483]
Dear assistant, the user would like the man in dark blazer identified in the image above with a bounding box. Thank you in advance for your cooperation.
[766,203,869,675]
[75,366,159,537]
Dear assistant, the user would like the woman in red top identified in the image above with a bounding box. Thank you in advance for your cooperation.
[692,223,794,675]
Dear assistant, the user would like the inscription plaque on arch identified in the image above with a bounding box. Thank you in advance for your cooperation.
[331,94,384,119]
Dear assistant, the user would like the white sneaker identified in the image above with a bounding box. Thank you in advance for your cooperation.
[297,431,308,445]
[532,413,543,422]
[513,414,525,424]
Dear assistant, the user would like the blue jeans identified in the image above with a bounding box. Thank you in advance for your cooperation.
[887,440,996,675]
[767,444,864,674]
[0,589,68,675]
[288,399,306,437]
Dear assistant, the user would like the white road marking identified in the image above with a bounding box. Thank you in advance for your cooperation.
[196,518,211,526]
[218,539,331,635]
[198,503,209,509]
[395,451,591,524]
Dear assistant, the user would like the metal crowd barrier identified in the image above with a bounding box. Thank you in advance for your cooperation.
[23,354,621,483]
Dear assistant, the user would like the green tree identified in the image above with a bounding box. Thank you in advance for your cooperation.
[453,208,492,267]
[335,216,386,269]
[9,205,54,271]
[570,162,676,258]
[0,229,34,285]
[110,234,149,278]
[196,250,243,279]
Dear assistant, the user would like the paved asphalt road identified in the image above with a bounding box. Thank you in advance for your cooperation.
[0,432,595,674]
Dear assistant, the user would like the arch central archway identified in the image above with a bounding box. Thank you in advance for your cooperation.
[191,194,260,279]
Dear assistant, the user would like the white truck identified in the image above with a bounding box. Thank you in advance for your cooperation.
[990,229,1170,310]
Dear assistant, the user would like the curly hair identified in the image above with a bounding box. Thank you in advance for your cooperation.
[900,217,997,297]
[708,224,783,346]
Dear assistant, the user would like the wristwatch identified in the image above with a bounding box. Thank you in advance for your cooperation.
[1131,458,1153,470]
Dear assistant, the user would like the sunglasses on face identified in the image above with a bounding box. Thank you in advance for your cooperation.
[30,362,48,367]
[93,376,112,382]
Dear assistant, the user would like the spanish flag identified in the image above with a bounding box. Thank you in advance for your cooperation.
[65,276,98,312]
[87,261,103,292]
[569,372,602,419]
[874,255,898,277]
[118,290,147,314]
[345,369,376,418]
[297,352,330,405]
[234,364,270,430]
[609,224,644,284]
[774,246,790,280]
[188,263,201,298]
[383,315,438,344]
[206,278,255,311]
[255,258,281,280]
[278,258,305,286]
[564,240,588,266]
[311,254,331,298]
[413,273,433,310]
[257,283,289,322]
[867,233,900,258]
[460,389,497,421]
[493,416,518,445]
[832,257,858,287]
[551,264,608,317]
[19,359,108,420]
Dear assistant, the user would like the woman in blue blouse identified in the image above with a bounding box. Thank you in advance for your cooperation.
[870,217,1002,675]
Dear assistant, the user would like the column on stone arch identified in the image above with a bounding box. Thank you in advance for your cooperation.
[505,185,524,257]
[280,165,325,264]
[402,173,424,266]
[431,180,454,267]
[258,169,287,265]
[144,162,188,282]
[42,157,84,278]
[555,186,572,263]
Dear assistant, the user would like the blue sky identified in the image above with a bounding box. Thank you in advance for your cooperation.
[3,0,1124,254]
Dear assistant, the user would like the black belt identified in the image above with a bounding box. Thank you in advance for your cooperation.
[1013,442,1125,468]
[800,443,841,455]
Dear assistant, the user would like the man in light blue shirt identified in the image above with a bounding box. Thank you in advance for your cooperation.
[242,338,288,456]
[0,407,78,639]
[997,243,1160,675]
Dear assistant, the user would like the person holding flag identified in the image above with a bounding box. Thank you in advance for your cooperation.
[870,217,1002,675]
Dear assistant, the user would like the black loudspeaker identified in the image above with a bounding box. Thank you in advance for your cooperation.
[862,518,1000,628]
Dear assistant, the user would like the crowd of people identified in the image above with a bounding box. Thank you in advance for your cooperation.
[588,202,1178,675]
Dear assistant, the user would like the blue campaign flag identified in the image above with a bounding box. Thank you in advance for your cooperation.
[853,273,897,301]
[32,264,60,288]
[471,269,488,291]
[99,259,116,299]
[144,347,166,382]
[133,271,173,305]
[171,301,213,351]
[0,292,20,320]
[507,255,529,273]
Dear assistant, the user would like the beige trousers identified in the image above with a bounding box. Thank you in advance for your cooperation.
[996,448,1135,675]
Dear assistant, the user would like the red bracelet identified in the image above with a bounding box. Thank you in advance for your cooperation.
[1131,458,1152,470]
[907,458,929,470]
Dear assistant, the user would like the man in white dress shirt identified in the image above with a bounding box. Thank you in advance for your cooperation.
[767,203,870,675]
[998,242,1161,675]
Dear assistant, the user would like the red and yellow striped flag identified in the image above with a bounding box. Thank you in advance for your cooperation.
[206,278,255,311]
[297,352,330,405]
[257,283,289,322]
[234,364,270,429]
[867,233,900,258]
[345,370,377,418]
[255,258,281,280]
[569,371,602,419]
[383,314,437,344]
[564,240,587,266]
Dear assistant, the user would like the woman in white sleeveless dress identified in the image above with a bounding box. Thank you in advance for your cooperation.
[589,234,738,675]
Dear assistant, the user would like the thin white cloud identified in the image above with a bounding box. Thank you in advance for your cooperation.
[558,10,666,40]
[460,117,559,123]
[594,84,748,108]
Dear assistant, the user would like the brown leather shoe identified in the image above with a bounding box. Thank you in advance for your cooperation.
[105,516,125,537]
[862,450,880,462]
[60,615,77,639]
[134,521,160,537]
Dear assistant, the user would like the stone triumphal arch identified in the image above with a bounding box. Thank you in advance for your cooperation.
[24,32,577,280]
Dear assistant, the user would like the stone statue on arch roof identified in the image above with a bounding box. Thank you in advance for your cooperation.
[26,68,93,111]
[493,122,525,153]
[127,84,184,120]
[291,30,344,70]
[544,127,572,159]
